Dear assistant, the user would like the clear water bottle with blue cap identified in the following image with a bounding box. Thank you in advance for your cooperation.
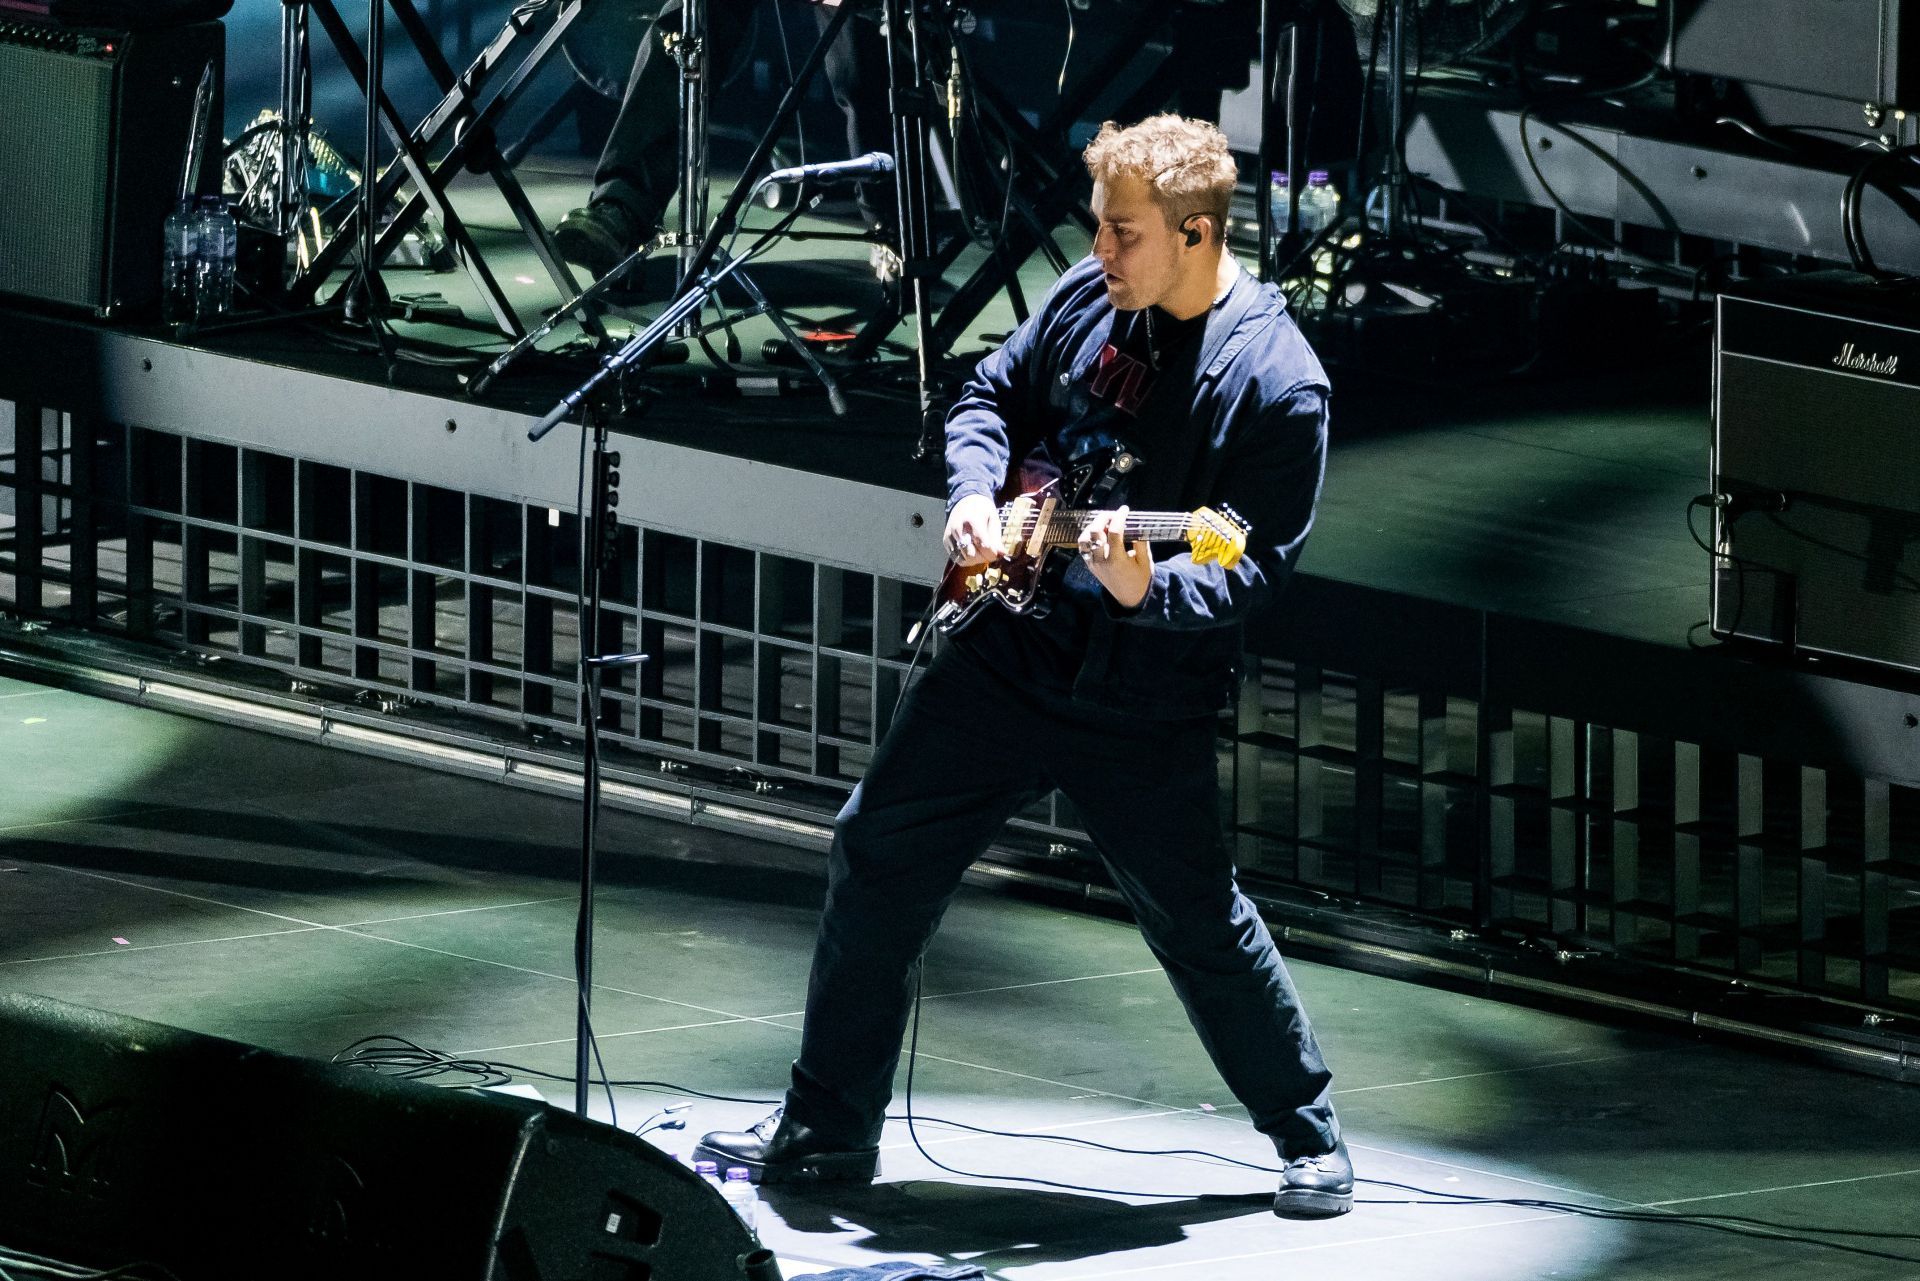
[193,196,237,321]
[161,198,197,325]
[1305,170,1340,237]
[720,1167,760,1234]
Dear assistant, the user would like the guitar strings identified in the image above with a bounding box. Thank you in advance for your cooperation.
[998,516,1225,543]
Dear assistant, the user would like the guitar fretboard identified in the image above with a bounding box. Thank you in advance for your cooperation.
[1001,509,1193,546]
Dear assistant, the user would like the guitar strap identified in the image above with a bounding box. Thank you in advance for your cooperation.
[1079,449,1140,509]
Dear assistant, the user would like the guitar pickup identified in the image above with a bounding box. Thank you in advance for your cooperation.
[1024,494,1057,560]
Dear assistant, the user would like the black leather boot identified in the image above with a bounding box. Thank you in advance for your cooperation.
[692,1108,880,1186]
[553,199,645,279]
[1273,1136,1354,1218]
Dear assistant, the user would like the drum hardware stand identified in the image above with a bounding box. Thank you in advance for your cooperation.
[929,7,1215,365]
[882,0,942,459]
[339,0,397,363]
[1257,0,1308,284]
[275,0,314,244]
[286,0,607,345]
[666,0,712,342]
[1259,5,1351,291]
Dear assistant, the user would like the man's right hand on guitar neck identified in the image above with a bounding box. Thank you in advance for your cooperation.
[944,493,1005,568]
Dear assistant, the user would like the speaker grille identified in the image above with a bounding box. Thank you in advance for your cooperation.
[1719,355,1920,513]
[1714,286,1920,670]
[0,41,115,308]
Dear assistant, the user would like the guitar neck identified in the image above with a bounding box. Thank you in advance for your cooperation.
[1006,507,1194,547]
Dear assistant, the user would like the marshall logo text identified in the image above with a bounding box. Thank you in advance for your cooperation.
[1834,341,1900,377]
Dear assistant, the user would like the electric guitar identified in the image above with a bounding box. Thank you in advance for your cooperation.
[933,478,1249,636]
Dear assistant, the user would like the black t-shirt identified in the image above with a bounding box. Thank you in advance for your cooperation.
[956,301,1211,692]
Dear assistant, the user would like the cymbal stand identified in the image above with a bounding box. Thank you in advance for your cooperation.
[338,0,397,363]
[276,0,313,245]
[1256,0,1307,282]
[668,0,712,339]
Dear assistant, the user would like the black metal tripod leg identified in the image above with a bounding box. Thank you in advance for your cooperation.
[729,269,848,416]
[469,240,662,398]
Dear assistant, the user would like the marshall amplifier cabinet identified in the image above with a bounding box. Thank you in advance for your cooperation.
[1713,273,1920,672]
[0,17,222,316]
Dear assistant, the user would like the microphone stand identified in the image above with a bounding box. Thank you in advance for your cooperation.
[533,7,859,1114]
[569,395,648,1121]
[531,216,809,1120]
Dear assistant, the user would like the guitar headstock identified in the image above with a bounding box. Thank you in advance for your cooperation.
[1185,505,1249,569]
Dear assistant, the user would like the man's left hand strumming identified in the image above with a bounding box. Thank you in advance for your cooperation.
[1078,505,1153,610]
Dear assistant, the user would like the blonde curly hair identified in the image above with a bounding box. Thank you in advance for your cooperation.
[1082,114,1238,244]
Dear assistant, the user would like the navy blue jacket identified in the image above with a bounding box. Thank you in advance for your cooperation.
[944,254,1329,719]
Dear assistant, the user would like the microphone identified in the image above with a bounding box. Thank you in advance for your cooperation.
[761,152,894,186]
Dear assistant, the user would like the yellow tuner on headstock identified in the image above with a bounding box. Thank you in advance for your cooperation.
[1185,505,1250,569]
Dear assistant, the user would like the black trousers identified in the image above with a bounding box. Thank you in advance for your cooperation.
[784,643,1341,1158]
[592,1,893,233]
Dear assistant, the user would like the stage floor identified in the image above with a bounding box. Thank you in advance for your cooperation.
[5,672,1918,1280]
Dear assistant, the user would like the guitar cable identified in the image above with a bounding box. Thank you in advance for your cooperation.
[329,1034,1920,1263]
[894,557,965,716]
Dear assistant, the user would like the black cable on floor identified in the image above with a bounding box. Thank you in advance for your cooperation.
[0,1245,184,1281]
[330,1032,1920,1262]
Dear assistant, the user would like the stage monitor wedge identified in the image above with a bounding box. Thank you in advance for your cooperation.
[0,992,773,1281]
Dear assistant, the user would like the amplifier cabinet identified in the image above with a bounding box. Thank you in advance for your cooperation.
[1713,273,1920,672]
[0,18,222,316]
[1671,0,1920,109]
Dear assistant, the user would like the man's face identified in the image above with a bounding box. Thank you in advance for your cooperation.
[1091,174,1184,312]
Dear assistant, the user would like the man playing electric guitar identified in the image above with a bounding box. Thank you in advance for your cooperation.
[697,113,1351,1218]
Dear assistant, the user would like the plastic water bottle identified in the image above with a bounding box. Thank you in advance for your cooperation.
[214,199,238,312]
[1305,171,1340,237]
[161,198,197,325]
[1267,170,1290,232]
[720,1167,759,1234]
[193,196,237,320]
[693,1159,723,1191]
